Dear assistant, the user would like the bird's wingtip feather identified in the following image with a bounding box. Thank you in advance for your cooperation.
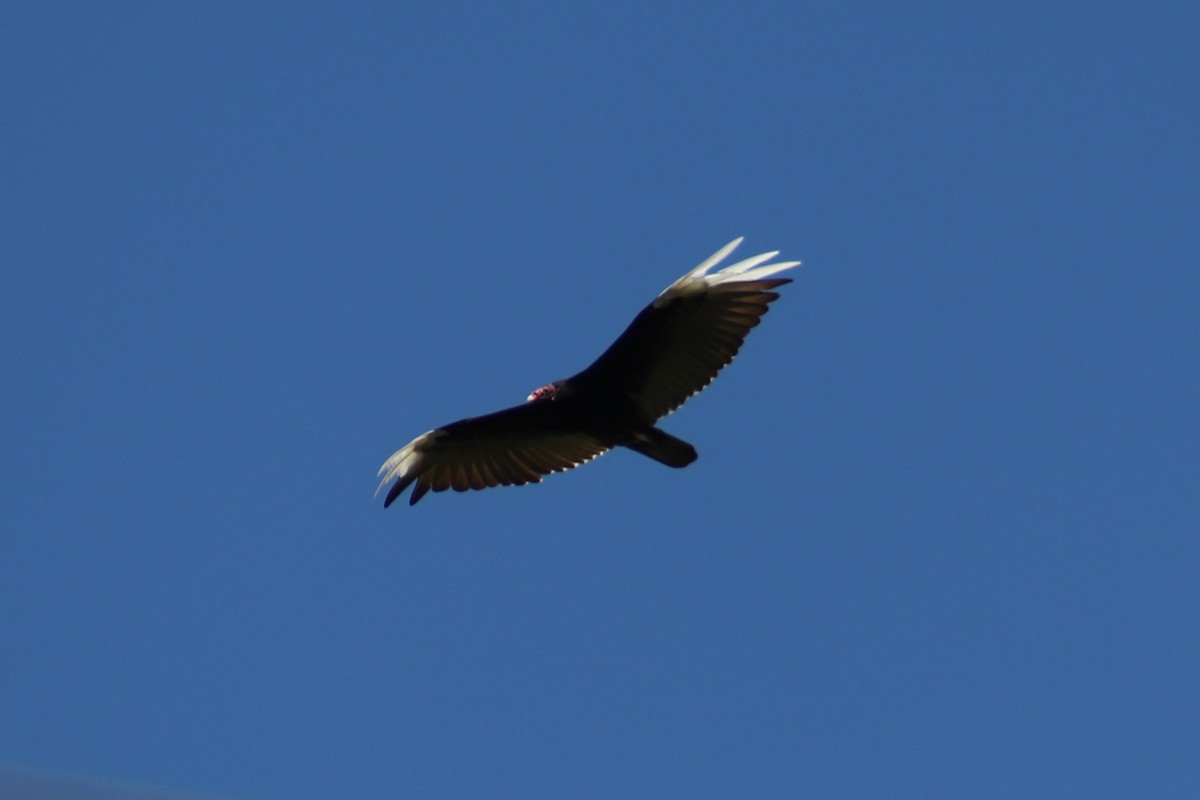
[679,237,744,282]
[662,239,801,297]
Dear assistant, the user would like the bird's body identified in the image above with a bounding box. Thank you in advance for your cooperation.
[379,238,800,506]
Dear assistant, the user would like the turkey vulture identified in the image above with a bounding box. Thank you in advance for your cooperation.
[378,238,800,506]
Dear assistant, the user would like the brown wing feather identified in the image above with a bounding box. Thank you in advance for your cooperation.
[571,278,791,421]
[378,403,611,506]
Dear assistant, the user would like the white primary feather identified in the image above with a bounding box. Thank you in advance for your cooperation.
[658,238,801,302]
[375,431,429,495]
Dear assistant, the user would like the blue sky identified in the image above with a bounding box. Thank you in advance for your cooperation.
[3,2,1197,798]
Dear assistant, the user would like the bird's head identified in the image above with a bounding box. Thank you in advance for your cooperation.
[526,382,558,403]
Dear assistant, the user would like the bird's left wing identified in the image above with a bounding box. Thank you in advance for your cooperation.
[377,403,611,506]
[571,238,800,421]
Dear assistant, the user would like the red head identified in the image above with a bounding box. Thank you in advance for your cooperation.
[526,383,558,402]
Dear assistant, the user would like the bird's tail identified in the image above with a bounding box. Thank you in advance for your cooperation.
[625,427,698,468]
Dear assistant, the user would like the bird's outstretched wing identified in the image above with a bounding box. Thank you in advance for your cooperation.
[571,238,800,420]
[377,403,610,506]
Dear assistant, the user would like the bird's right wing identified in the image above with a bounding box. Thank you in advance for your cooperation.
[377,403,611,506]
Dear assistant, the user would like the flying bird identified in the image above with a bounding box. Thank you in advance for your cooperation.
[378,238,800,506]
